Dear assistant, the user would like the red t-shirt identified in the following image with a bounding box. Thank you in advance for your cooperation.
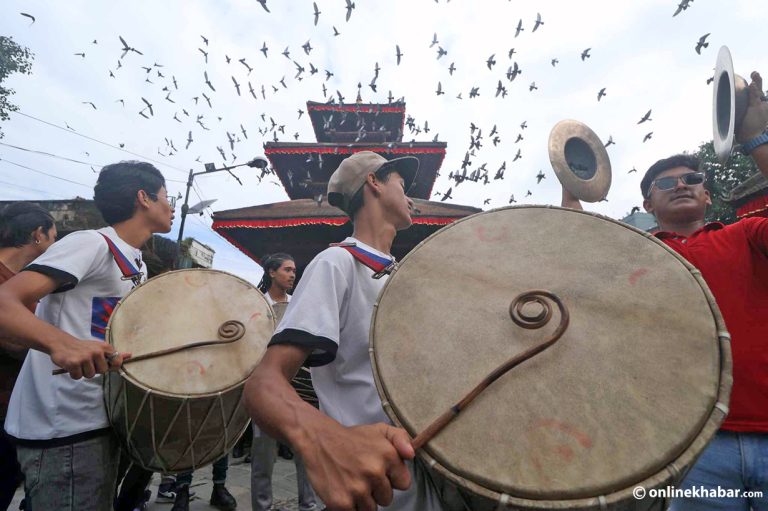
[655,217,768,432]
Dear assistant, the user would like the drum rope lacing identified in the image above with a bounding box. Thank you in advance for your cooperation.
[411,290,569,450]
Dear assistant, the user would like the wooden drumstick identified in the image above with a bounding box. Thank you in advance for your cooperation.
[411,290,569,451]
[52,320,245,375]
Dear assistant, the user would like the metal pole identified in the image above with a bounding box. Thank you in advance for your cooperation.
[175,168,195,269]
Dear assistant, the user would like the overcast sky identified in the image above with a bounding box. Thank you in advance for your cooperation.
[1,0,765,284]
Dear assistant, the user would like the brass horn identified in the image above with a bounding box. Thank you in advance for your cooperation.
[713,46,749,163]
[548,120,612,203]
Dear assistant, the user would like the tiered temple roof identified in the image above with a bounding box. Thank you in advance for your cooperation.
[212,100,479,274]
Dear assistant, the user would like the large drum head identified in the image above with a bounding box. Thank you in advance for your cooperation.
[108,269,273,396]
[371,207,729,505]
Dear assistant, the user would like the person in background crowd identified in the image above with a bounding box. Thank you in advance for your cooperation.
[0,202,57,511]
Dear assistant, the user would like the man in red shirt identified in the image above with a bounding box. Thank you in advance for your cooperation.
[562,72,768,510]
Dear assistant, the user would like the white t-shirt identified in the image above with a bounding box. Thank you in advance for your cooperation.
[270,237,444,511]
[252,290,291,438]
[5,227,145,441]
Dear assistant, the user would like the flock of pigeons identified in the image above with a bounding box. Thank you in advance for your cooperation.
[15,0,712,210]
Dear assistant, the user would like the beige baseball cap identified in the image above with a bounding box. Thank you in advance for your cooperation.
[327,151,419,214]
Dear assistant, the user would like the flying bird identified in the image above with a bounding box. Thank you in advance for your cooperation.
[232,76,241,95]
[695,33,710,55]
[436,46,447,59]
[302,40,313,55]
[313,2,321,25]
[118,35,143,58]
[643,132,654,142]
[448,62,456,75]
[507,62,521,81]
[637,109,652,124]
[74,52,85,58]
[396,45,403,65]
[529,82,538,91]
[430,33,439,48]
[673,0,692,16]
[186,131,193,149]
[198,48,208,62]
[533,13,544,32]
[333,26,340,36]
[581,48,591,61]
[345,0,355,22]
[257,0,270,13]
[260,42,268,57]
[204,71,215,91]
[605,135,615,147]
[515,19,524,37]
[597,87,607,101]
[200,35,208,46]
[239,58,252,74]
[441,187,453,202]
[82,101,96,109]
[141,97,154,116]
[436,82,444,96]
[551,58,559,67]
[486,54,496,70]
[628,167,638,173]
[536,170,545,183]
[20,12,35,24]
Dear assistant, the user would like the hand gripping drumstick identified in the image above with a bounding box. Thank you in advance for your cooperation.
[411,290,569,450]
[52,320,246,375]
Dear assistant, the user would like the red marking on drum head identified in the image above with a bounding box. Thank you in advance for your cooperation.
[183,274,206,288]
[475,225,508,242]
[629,268,649,285]
[185,361,206,375]
[250,312,262,320]
[534,418,592,448]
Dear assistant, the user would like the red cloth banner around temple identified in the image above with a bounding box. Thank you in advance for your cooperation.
[212,216,457,230]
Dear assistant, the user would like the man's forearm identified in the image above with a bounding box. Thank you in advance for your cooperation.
[244,354,340,454]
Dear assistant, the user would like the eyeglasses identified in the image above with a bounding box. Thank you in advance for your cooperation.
[146,192,177,208]
[649,172,706,197]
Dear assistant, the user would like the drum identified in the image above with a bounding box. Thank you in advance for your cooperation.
[104,269,274,473]
[370,206,732,510]
[272,301,319,407]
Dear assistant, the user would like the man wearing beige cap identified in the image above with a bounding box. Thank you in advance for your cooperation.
[244,151,445,511]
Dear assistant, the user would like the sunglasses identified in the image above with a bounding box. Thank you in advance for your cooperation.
[146,192,177,208]
[649,172,705,197]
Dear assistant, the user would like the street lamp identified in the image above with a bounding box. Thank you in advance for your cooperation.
[175,156,269,268]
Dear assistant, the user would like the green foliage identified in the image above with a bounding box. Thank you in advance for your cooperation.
[693,141,758,224]
[0,36,34,138]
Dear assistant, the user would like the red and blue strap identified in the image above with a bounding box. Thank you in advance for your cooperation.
[99,233,143,285]
[331,242,396,278]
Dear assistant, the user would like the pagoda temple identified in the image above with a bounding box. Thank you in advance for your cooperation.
[212,100,480,274]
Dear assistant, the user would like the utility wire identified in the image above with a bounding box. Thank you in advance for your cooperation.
[14,111,192,177]
[0,178,68,198]
[0,140,187,185]
[0,157,92,188]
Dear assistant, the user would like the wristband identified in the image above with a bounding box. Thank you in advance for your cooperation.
[741,131,768,155]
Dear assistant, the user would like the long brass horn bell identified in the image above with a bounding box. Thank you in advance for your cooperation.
[548,120,612,203]
[713,46,749,164]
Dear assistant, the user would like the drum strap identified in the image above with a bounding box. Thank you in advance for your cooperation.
[330,241,397,279]
[100,233,144,287]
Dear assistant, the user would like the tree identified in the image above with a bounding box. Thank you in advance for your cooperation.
[693,141,758,224]
[0,36,34,138]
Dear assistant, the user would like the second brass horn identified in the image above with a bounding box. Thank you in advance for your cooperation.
[713,45,749,164]
[548,120,612,203]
